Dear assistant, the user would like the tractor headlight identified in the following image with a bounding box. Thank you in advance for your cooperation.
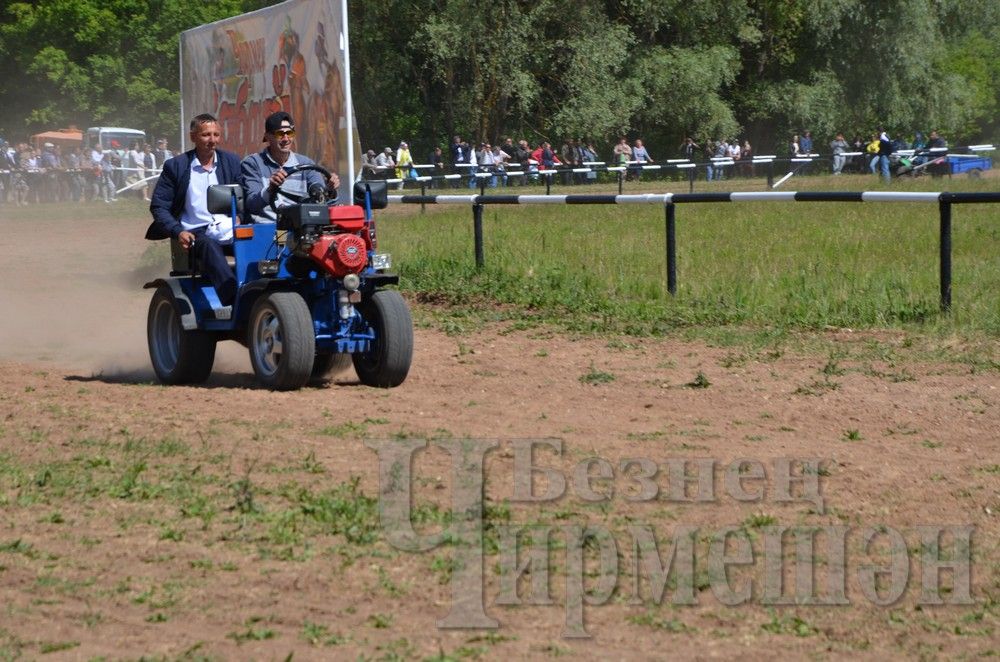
[342,273,361,291]
[372,253,392,270]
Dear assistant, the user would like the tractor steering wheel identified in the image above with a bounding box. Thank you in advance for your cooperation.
[268,163,333,214]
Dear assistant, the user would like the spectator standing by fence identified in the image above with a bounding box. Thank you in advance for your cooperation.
[361,149,378,179]
[631,139,652,181]
[613,137,632,180]
[143,143,157,201]
[866,133,880,173]
[375,147,395,179]
[876,127,892,183]
[394,141,412,190]
[155,138,172,165]
[714,139,728,180]
[127,141,145,199]
[830,133,848,174]
[679,137,699,160]
[428,146,444,188]
[450,135,466,169]
[65,146,84,202]
[560,139,575,184]
[800,131,813,154]
[512,139,531,185]
[740,139,753,177]
[100,148,117,203]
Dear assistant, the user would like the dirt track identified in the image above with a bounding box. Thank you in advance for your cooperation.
[0,202,997,659]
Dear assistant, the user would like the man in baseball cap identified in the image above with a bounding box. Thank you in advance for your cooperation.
[240,111,340,222]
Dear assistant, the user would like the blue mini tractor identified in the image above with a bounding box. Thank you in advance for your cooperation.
[144,170,412,390]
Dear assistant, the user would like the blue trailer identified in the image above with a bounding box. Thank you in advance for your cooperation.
[947,154,992,177]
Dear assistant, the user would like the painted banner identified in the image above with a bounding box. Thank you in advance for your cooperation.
[180,0,358,185]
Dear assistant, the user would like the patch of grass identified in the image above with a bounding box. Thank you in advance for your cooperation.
[0,540,38,559]
[367,612,393,629]
[38,640,80,654]
[743,513,776,529]
[318,420,369,437]
[228,617,276,644]
[579,364,615,385]
[761,612,818,637]
[794,377,840,396]
[301,621,345,646]
[843,429,863,441]
[686,371,711,389]
[300,450,325,474]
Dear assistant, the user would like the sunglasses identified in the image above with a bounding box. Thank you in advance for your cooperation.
[273,129,295,138]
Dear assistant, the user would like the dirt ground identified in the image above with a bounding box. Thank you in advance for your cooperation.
[0,203,997,660]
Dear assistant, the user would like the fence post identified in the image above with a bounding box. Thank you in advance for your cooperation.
[665,203,677,296]
[939,197,952,312]
[473,202,485,269]
[767,161,774,188]
[688,166,695,193]
[545,171,552,195]
[617,169,623,194]
[420,181,426,214]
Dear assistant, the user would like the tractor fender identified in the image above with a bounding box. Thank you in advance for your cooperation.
[142,278,198,330]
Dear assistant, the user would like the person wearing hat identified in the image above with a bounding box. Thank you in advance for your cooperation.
[361,148,379,179]
[240,111,340,223]
[374,146,395,178]
[146,113,243,309]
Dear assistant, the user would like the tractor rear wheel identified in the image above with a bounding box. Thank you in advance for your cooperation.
[353,290,413,388]
[248,291,315,390]
[147,286,216,384]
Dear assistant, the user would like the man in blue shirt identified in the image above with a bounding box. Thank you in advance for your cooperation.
[146,113,242,307]
[240,111,340,223]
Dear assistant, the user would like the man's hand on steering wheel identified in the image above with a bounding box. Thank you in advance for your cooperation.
[267,163,339,213]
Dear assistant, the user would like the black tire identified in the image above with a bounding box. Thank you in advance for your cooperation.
[147,286,216,384]
[969,168,982,179]
[353,290,413,388]
[310,352,354,381]
[248,291,315,390]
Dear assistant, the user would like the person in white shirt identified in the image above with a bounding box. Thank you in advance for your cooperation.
[145,113,243,307]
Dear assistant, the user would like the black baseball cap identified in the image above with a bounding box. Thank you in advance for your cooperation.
[263,111,294,139]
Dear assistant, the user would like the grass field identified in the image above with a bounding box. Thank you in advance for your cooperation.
[378,173,1000,341]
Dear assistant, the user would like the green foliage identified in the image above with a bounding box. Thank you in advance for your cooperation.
[2,0,999,150]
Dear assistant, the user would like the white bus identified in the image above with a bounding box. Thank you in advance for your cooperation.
[84,126,147,153]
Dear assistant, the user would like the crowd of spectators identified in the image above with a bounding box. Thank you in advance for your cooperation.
[0,137,173,205]
[1,126,959,205]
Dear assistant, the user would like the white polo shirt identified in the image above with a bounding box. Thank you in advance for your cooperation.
[181,155,233,244]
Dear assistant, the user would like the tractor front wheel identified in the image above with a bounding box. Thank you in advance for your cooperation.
[248,291,316,390]
[353,290,413,388]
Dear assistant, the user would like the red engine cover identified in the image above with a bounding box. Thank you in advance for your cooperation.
[309,233,368,276]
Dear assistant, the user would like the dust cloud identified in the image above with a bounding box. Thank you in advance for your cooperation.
[0,208,249,380]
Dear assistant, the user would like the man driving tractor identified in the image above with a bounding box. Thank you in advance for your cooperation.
[240,111,341,223]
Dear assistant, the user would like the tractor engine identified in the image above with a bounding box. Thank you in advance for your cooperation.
[308,232,367,277]
[278,204,373,278]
